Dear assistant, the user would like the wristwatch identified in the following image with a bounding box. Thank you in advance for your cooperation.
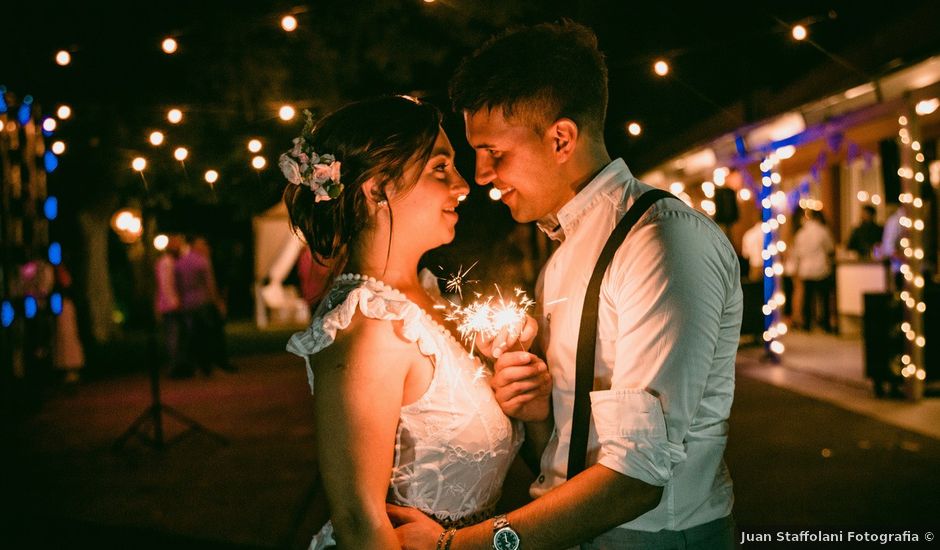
[492,514,520,550]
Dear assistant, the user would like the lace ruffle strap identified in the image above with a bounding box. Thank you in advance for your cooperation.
[287,275,445,393]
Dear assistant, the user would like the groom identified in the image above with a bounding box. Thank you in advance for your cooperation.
[391,21,742,549]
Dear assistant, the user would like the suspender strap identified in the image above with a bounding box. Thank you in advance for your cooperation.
[566,189,674,480]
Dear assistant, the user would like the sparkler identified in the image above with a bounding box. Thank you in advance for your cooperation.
[447,285,534,358]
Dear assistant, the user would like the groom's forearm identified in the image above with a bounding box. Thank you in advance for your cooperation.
[453,464,663,550]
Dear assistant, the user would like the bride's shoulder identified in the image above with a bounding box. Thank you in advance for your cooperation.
[312,313,421,378]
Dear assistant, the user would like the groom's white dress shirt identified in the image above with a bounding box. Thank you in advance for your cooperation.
[531,158,742,533]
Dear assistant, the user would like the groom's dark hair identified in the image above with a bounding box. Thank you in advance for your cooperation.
[449,20,608,135]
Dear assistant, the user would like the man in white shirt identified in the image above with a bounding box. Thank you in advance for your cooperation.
[741,221,766,281]
[390,22,742,550]
[792,210,835,331]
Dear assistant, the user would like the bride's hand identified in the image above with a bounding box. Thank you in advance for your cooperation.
[474,314,538,359]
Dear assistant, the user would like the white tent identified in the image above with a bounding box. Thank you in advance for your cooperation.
[252,202,310,327]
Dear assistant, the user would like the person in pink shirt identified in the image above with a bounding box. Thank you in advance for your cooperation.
[154,235,183,376]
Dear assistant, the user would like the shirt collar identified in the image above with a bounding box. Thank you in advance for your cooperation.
[536,158,632,242]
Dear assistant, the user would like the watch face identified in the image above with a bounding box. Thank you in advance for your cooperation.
[494,528,520,550]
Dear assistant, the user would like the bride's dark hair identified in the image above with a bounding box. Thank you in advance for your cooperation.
[283,96,442,267]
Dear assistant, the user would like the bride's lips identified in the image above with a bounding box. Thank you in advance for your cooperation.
[442,204,459,221]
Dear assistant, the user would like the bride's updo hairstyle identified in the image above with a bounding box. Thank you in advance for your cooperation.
[282,96,442,264]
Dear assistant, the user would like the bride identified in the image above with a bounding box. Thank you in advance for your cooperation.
[281,96,549,549]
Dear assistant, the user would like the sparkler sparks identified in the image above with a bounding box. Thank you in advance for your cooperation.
[444,262,479,300]
[447,285,534,357]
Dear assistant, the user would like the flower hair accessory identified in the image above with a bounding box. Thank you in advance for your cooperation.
[279,110,343,203]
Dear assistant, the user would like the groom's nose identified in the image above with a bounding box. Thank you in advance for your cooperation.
[474,152,496,186]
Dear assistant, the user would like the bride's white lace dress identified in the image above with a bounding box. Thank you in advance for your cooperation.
[287,270,524,549]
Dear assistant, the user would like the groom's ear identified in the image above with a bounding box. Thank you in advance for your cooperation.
[550,118,578,162]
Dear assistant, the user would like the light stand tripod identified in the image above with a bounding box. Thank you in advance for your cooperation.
[112,215,228,451]
[112,327,228,451]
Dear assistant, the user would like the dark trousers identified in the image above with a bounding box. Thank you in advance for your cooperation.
[581,515,735,549]
[802,278,832,331]
[160,312,182,372]
[179,304,229,374]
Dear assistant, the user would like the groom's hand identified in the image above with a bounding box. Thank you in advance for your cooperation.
[476,314,538,359]
[491,351,552,422]
[386,503,442,550]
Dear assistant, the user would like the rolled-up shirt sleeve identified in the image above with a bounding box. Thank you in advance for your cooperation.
[590,388,685,486]
[594,209,735,486]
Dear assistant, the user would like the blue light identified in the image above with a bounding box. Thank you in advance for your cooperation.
[48,242,62,265]
[23,94,33,104]
[1,301,13,327]
[0,86,7,114]
[50,293,63,315]
[17,103,30,125]
[44,196,59,220]
[44,151,58,173]
[24,296,38,319]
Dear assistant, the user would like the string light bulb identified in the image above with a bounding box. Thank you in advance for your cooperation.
[161,37,178,54]
[653,60,669,76]
[132,157,147,171]
[167,108,183,124]
[792,25,808,41]
[174,147,188,161]
[248,139,263,153]
[281,15,298,32]
[278,105,296,121]
[55,50,71,66]
[56,105,71,119]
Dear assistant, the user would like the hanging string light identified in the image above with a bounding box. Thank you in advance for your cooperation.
[759,153,788,359]
[895,110,927,396]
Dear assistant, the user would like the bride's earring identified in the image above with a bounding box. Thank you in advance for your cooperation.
[376,199,388,207]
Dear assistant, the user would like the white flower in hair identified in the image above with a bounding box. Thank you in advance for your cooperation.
[280,110,344,201]
[279,154,302,185]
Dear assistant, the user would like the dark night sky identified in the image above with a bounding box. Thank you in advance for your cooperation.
[6,1,939,175]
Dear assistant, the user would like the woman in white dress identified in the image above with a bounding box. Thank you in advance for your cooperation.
[281,96,546,549]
